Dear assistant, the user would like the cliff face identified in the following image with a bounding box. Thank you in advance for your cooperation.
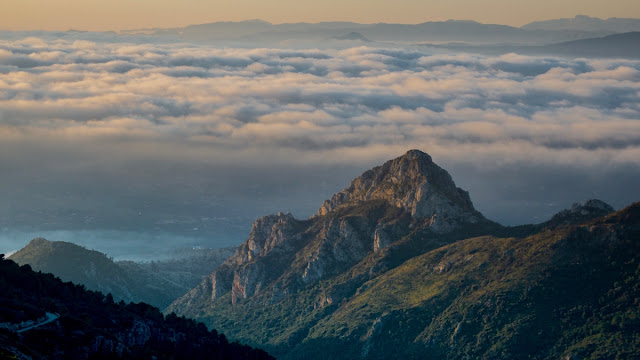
[317,149,482,233]
[167,149,491,313]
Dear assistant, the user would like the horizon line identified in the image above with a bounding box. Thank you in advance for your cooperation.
[2,14,639,33]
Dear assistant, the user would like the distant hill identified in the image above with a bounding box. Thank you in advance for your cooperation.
[522,15,640,33]
[542,31,640,58]
[332,32,371,42]
[423,31,640,59]
[9,239,235,309]
[166,150,637,359]
[0,254,273,359]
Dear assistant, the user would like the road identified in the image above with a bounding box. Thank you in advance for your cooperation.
[16,312,59,333]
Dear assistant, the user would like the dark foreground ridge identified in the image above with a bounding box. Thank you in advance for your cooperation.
[167,149,638,359]
[0,254,274,359]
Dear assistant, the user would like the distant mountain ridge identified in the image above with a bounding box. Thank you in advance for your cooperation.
[130,18,633,44]
[166,150,634,359]
[331,32,371,42]
[423,31,640,59]
[522,14,640,33]
[543,31,640,57]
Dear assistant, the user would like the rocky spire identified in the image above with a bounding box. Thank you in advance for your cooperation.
[317,150,483,233]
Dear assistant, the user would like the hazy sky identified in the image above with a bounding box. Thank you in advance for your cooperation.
[1,0,639,31]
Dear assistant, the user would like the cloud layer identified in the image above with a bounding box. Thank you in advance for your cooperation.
[1,36,639,253]
[1,40,639,166]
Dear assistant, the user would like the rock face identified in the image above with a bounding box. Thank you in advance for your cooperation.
[317,149,483,233]
[168,150,490,312]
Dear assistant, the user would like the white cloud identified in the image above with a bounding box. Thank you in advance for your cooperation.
[0,36,639,230]
[0,39,638,168]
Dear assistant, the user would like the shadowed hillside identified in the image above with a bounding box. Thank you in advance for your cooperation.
[0,254,274,359]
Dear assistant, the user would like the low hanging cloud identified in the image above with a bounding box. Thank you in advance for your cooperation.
[0,35,639,250]
[1,39,639,166]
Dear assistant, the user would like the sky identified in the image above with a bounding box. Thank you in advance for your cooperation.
[0,0,639,31]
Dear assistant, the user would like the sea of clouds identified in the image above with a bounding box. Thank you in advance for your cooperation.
[1,37,639,164]
[1,35,639,257]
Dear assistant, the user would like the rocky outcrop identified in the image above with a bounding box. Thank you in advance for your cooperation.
[301,218,370,284]
[169,213,304,309]
[236,212,299,264]
[317,150,483,233]
[546,199,615,227]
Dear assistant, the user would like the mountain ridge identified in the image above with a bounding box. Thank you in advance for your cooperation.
[422,31,640,59]
[131,18,623,44]
[522,14,640,33]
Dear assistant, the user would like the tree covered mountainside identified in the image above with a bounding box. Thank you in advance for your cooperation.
[0,254,274,359]
[167,150,639,359]
[9,240,235,309]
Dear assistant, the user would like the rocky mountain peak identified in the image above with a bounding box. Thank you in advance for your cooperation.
[317,149,482,233]
[579,199,615,213]
[23,237,52,248]
[168,150,493,313]
[545,199,615,228]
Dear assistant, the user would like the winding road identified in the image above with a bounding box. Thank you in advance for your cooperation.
[16,312,59,333]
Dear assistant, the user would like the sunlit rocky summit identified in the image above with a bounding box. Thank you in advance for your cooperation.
[317,150,484,232]
[167,150,638,359]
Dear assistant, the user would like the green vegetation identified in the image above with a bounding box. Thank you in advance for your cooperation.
[168,152,633,359]
[187,203,640,359]
[9,239,235,309]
